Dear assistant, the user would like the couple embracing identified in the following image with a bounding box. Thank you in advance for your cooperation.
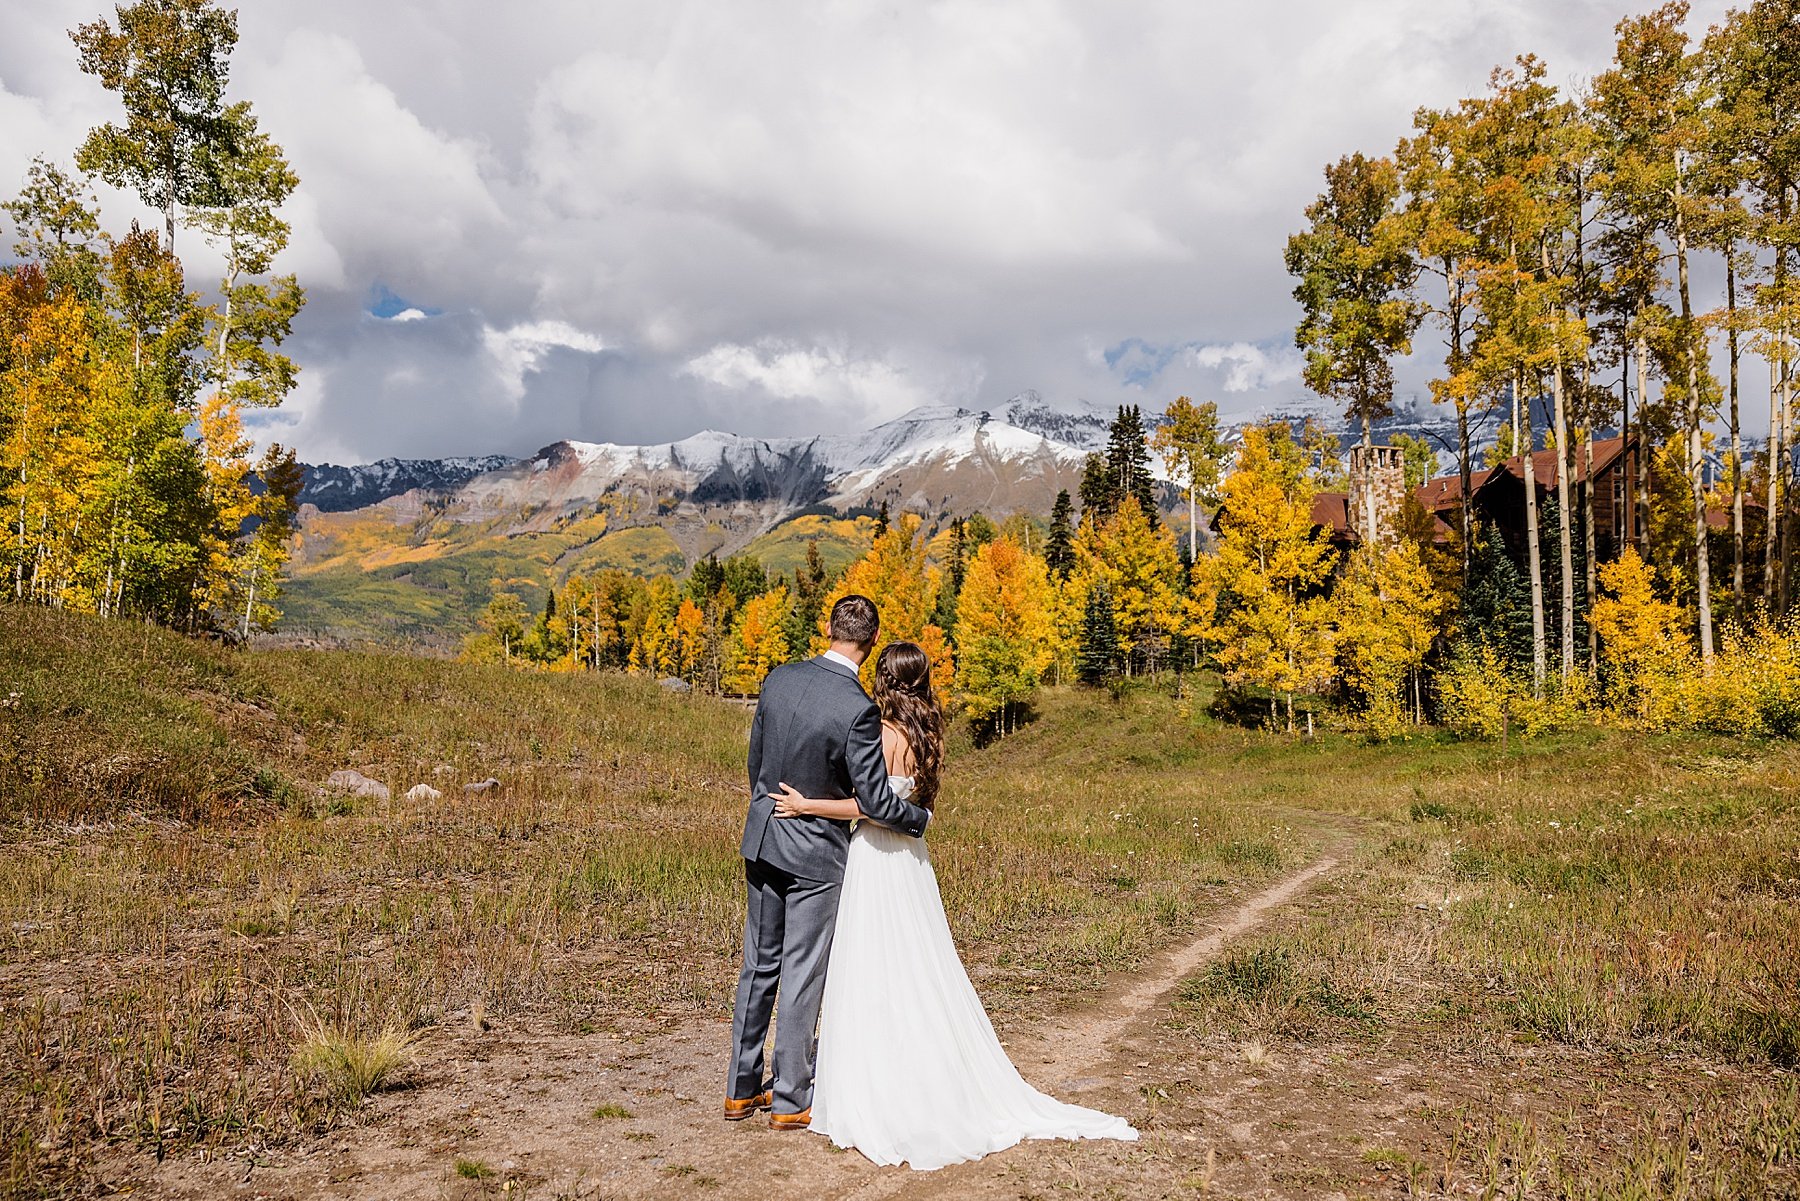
[726,594,1137,1171]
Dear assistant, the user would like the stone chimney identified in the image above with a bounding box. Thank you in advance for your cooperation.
[1347,444,1405,545]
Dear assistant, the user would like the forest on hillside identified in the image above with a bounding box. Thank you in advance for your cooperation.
[5,0,1799,743]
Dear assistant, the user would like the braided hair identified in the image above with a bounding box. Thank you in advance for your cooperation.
[872,641,945,810]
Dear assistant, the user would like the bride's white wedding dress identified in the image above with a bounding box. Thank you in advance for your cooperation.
[810,775,1138,1170]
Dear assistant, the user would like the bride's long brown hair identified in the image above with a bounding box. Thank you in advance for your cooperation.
[873,641,944,810]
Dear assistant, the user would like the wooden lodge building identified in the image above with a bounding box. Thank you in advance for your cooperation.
[1310,436,1649,566]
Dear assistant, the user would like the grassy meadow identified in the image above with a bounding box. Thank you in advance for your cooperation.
[2,603,1797,1198]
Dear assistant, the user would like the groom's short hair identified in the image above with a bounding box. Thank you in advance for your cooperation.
[828,595,880,647]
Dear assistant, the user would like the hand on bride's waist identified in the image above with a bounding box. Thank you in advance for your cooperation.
[770,781,861,821]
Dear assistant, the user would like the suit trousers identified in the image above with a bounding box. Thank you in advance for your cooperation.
[728,857,841,1114]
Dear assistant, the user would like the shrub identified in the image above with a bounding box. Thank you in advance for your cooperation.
[1435,643,1529,740]
[291,1020,416,1103]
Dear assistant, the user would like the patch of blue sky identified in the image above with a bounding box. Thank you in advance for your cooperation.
[368,283,440,321]
[1102,338,1180,387]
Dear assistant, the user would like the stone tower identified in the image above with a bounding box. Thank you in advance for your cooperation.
[1347,444,1405,546]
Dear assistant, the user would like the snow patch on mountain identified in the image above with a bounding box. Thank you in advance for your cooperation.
[299,455,518,512]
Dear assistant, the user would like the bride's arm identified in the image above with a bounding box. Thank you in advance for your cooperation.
[770,782,863,820]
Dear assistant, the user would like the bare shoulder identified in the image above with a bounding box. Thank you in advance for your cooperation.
[880,721,916,774]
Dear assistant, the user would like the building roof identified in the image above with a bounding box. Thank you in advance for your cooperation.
[1311,491,1349,532]
[1416,468,1494,514]
[1309,489,1452,544]
[1476,435,1632,493]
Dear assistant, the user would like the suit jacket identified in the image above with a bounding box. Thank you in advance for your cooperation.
[741,654,931,882]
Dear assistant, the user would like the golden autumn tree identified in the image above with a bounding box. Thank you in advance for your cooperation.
[1198,424,1339,728]
[725,585,791,693]
[1073,496,1184,674]
[1333,539,1446,733]
[953,536,1055,727]
[673,596,707,684]
[0,292,127,609]
[628,577,682,678]
[1590,547,1694,722]
[816,512,955,696]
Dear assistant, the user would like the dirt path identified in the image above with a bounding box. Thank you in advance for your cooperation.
[130,849,1348,1201]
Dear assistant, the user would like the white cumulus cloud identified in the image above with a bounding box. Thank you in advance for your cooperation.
[482,320,607,404]
[1187,343,1306,393]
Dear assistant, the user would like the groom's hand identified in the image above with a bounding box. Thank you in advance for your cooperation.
[770,782,808,818]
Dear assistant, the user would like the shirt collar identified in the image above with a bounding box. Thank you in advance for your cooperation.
[821,649,860,675]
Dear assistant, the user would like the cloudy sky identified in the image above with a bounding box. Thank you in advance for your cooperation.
[0,0,1741,464]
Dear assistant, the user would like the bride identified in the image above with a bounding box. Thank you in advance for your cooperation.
[771,640,1137,1171]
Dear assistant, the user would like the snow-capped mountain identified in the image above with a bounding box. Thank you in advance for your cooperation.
[998,391,1114,454]
[282,400,1101,645]
[448,403,1091,523]
[299,455,517,513]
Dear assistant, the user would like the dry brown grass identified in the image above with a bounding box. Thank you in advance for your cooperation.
[8,602,1796,1196]
[0,605,1299,1197]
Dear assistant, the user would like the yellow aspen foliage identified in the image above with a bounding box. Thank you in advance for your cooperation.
[0,294,118,609]
[1591,547,1696,725]
[1333,540,1445,735]
[194,392,256,615]
[1043,572,1083,686]
[725,586,791,693]
[1197,424,1339,727]
[628,578,681,677]
[1072,496,1183,671]
[817,512,954,696]
[673,597,707,682]
[954,536,1055,721]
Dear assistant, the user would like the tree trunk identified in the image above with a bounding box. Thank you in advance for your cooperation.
[1635,326,1652,556]
[1519,368,1547,692]
[1188,478,1197,564]
[241,544,260,640]
[1769,346,1783,604]
[1361,414,1375,543]
[1728,255,1743,603]
[1457,400,1472,581]
[1583,428,1598,669]
[1781,192,1794,612]
[1673,178,1713,661]
[1545,242,1574,680]
[1783,343,1794,611]
[1443,262,1473,581]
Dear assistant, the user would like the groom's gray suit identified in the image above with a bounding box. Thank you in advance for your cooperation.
[730,652,932,1115]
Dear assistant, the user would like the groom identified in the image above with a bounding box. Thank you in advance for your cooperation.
[726,594,933,1129]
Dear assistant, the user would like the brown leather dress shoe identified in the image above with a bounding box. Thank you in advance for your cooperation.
[769,1107,812,1131]
[723,1091,772,1121]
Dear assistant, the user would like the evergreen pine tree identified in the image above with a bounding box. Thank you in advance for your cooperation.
[1105,405,1157,519]
[782,540,830,662]
[687,553,725,603]
[933,517,967,634]
[874,499,890,537]
[1077,582,1120,684]
[1538,495,1591,671]
[1460,527,1534,667]
[1046,490,1075,579]
[1079,453,1116,522]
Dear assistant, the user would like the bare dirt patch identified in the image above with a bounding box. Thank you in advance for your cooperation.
[108,851,1352,1201]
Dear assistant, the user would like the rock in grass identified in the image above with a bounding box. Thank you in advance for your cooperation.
[404,783,442,802]
[464,777,501,794]
[324,769,389,800]
[657,676,692,693]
